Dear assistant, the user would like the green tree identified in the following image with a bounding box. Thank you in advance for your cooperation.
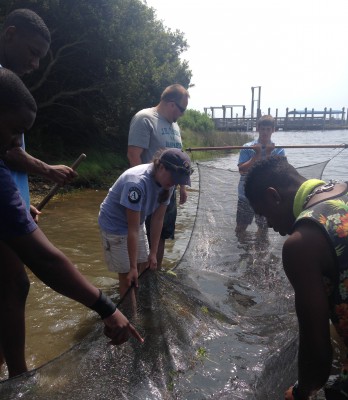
[0,0,192,158]
[179,109,215,133]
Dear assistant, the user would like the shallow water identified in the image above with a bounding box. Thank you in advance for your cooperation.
[1,129,347,399]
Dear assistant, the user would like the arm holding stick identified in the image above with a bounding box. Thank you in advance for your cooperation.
[36,153,86,211]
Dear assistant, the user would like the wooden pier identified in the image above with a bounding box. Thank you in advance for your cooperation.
[205,106,348,131]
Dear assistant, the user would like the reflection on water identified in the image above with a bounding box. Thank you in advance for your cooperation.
[1,130,347,399]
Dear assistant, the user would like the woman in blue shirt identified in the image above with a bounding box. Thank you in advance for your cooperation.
[99,148,191,298]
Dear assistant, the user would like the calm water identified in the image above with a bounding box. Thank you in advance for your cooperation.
[0,129,347,395]
[204,129,348,181]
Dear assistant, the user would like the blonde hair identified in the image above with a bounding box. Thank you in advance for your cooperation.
[257,115,275,128]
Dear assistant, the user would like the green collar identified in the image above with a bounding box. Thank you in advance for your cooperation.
[293,179,325,218]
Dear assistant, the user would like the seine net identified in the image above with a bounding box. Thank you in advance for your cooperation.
[0,160,329,400]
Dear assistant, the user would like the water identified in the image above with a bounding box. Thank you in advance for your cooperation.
[203,129,348,181]
[1,130,347,398]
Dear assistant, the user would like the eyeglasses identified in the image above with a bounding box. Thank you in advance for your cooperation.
[173,102,186,113]
[161,160,193,176]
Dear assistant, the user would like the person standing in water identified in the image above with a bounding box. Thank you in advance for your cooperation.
[245,155,348,400]
[99,148,192,299]
[127,84,190,268]
[0,68,143,377]
[235,115,285,236]
[0,8,78,378]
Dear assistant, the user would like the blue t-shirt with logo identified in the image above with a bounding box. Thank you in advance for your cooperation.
[237,139,285,200]
[98,164,173,235]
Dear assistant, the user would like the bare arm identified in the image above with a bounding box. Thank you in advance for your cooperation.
[283,225,333,399]
[4,227,143,344]
[238,143,276,174]
[126,209,141,287]
[179,185,188,204]
[238,144,262,174]
[4,147,77,184]
[148,204,167,269]
[6,227,101,305]
[127,146,144,167]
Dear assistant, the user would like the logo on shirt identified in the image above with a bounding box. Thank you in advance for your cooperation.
[128,187,141,203]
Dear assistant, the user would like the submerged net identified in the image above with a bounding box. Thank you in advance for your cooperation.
[0,160,330,400]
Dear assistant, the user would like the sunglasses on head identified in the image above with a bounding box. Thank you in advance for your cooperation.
[161,160,193,176]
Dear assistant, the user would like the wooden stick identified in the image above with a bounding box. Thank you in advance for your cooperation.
[186,144,348,152]
[36,153,87,211]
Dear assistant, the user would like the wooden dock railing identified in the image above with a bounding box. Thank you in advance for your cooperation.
[210,107,348,131]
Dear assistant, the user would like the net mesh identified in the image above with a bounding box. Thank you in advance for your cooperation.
[0,160,330,400]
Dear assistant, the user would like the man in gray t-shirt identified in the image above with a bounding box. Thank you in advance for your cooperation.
[127,84,189,267]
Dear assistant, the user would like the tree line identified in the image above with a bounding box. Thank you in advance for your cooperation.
[0,0,192,159]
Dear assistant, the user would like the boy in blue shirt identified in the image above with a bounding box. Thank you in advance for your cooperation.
[235,115,285,236]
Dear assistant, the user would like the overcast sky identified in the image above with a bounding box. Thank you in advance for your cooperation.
[145,0,348,117]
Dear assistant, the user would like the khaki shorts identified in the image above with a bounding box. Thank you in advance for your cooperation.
[100,224,149,273]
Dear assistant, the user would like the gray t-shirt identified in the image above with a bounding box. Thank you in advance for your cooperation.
[128,107,182,163]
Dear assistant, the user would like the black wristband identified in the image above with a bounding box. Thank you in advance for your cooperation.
[89,290,117,319]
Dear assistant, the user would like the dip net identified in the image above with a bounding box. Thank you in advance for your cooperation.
[0,160,329,400]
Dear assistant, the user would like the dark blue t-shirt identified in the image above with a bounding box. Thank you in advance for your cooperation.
[0,160,37,240]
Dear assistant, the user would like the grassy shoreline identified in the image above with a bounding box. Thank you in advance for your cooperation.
[29,128,253,201]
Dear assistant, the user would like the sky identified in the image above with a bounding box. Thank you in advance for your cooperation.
[145,0,348,117]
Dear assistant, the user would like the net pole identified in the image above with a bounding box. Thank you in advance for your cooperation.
[186,144,348,152]
[36,153,87,211]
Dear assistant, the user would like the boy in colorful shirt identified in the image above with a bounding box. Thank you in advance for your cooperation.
[245,155,348,400]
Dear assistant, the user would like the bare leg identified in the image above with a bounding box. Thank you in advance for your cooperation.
[0,241,30,378]
[118,272,138,317]
[156,238,165,269]
[235,224,248,234]
[138,261,149,275]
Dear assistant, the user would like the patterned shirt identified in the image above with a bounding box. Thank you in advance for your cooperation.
[294,186,348,346]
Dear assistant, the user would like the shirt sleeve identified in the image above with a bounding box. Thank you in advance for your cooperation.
[0,162,37,240]
[238,146,255,165]
[128,114,153,149]
[273,148,286,156]
[119,181,146,212]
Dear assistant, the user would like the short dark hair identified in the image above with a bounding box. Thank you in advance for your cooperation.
[0,68,37,114]
[3,9,51,44]
[245,156,301,204]
[160,84,189,103]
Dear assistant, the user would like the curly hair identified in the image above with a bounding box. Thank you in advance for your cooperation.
[245,156,302,204]
[0,68,37,114]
